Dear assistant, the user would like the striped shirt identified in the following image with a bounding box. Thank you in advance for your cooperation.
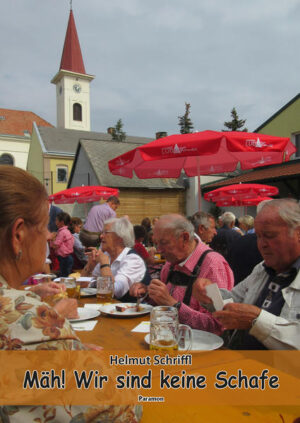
[160,238,233,333]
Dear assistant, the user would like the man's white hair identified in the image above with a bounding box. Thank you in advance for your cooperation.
[256,198,273,214]
[156,214,195,240]
[191,211,214,231]
[221,211,236,226]
[257,198,300,230]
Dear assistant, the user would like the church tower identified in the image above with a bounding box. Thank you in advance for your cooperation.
[51,6,94,131]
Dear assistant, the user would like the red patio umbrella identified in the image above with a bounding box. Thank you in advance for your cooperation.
[215,196,273,207]
[204,183,279,203]
[48,185,119,204]
[108,130,295,209]
[215,195,273,214]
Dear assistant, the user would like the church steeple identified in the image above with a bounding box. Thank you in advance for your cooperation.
[59,9,86,75]
[51,7,94,131]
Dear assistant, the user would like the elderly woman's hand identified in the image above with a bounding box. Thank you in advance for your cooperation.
[53,298,79,319]
[81,247,99,276]
[29,282,66,299]
[85,247,98,262]
[97,248,110,266]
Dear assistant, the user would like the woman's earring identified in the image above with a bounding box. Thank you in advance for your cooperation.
[16,250,22,261]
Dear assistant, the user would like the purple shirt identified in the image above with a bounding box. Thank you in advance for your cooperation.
[83,203,116,232]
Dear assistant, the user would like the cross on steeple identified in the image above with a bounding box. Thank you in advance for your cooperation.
[70,0,72,10]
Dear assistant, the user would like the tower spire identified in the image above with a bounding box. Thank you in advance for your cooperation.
[59,9,86,74]
[51,5,94,131]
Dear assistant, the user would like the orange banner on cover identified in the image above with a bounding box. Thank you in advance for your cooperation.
[0,350,299,406]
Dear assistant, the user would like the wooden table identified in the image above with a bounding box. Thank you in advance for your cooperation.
[74,298,300,423]
[76,296,150,349]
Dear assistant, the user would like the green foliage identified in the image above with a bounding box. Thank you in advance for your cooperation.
[223,107,248,132]
[111,119,126,142]
[178,102,194,134]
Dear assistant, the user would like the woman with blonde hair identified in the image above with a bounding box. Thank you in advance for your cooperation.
[238,215,255,234]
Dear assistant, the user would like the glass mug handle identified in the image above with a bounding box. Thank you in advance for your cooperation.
[177,324,192,351]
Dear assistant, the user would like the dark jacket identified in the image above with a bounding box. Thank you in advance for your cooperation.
[210,224,241,261]
[227,233,262,285]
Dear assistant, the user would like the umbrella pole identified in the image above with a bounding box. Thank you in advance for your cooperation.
[196,157,201,211]
[197,175,202,211]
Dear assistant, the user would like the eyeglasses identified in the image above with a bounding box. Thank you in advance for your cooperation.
[102,230,114,235]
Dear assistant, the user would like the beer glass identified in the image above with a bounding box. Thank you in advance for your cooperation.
[96,276,114,303]
[64,277,80,299]
[149,306,192,351]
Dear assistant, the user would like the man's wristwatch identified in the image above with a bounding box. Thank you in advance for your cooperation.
[173,301,181,310]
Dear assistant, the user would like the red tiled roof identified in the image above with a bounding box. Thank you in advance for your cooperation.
[0,108,53,136]
[204,159,300,189]
[59,10,86,74]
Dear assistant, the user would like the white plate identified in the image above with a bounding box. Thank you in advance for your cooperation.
[77,277,94,283]
[144,329,223,351]
[99,303,153,317]
[80,288,97,297]
[54,277,95,282]
[69,307,100,322]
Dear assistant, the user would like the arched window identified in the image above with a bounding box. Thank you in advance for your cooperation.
[0,153,14,165]
[73,103,82,121]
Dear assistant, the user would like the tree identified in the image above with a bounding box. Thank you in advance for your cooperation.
[178,102,194,134]
[223,107,248,132]
[111,119,126,142]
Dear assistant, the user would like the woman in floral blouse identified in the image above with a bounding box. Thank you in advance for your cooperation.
[0,166,141,423]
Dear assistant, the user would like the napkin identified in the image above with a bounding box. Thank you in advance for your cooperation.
[71,320,98,331]
[206,283,233,311]
[131,321,150,333]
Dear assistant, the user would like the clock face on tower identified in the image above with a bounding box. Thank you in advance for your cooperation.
[73,83,81,93]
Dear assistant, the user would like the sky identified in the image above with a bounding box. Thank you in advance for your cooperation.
[1,0,300,138]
